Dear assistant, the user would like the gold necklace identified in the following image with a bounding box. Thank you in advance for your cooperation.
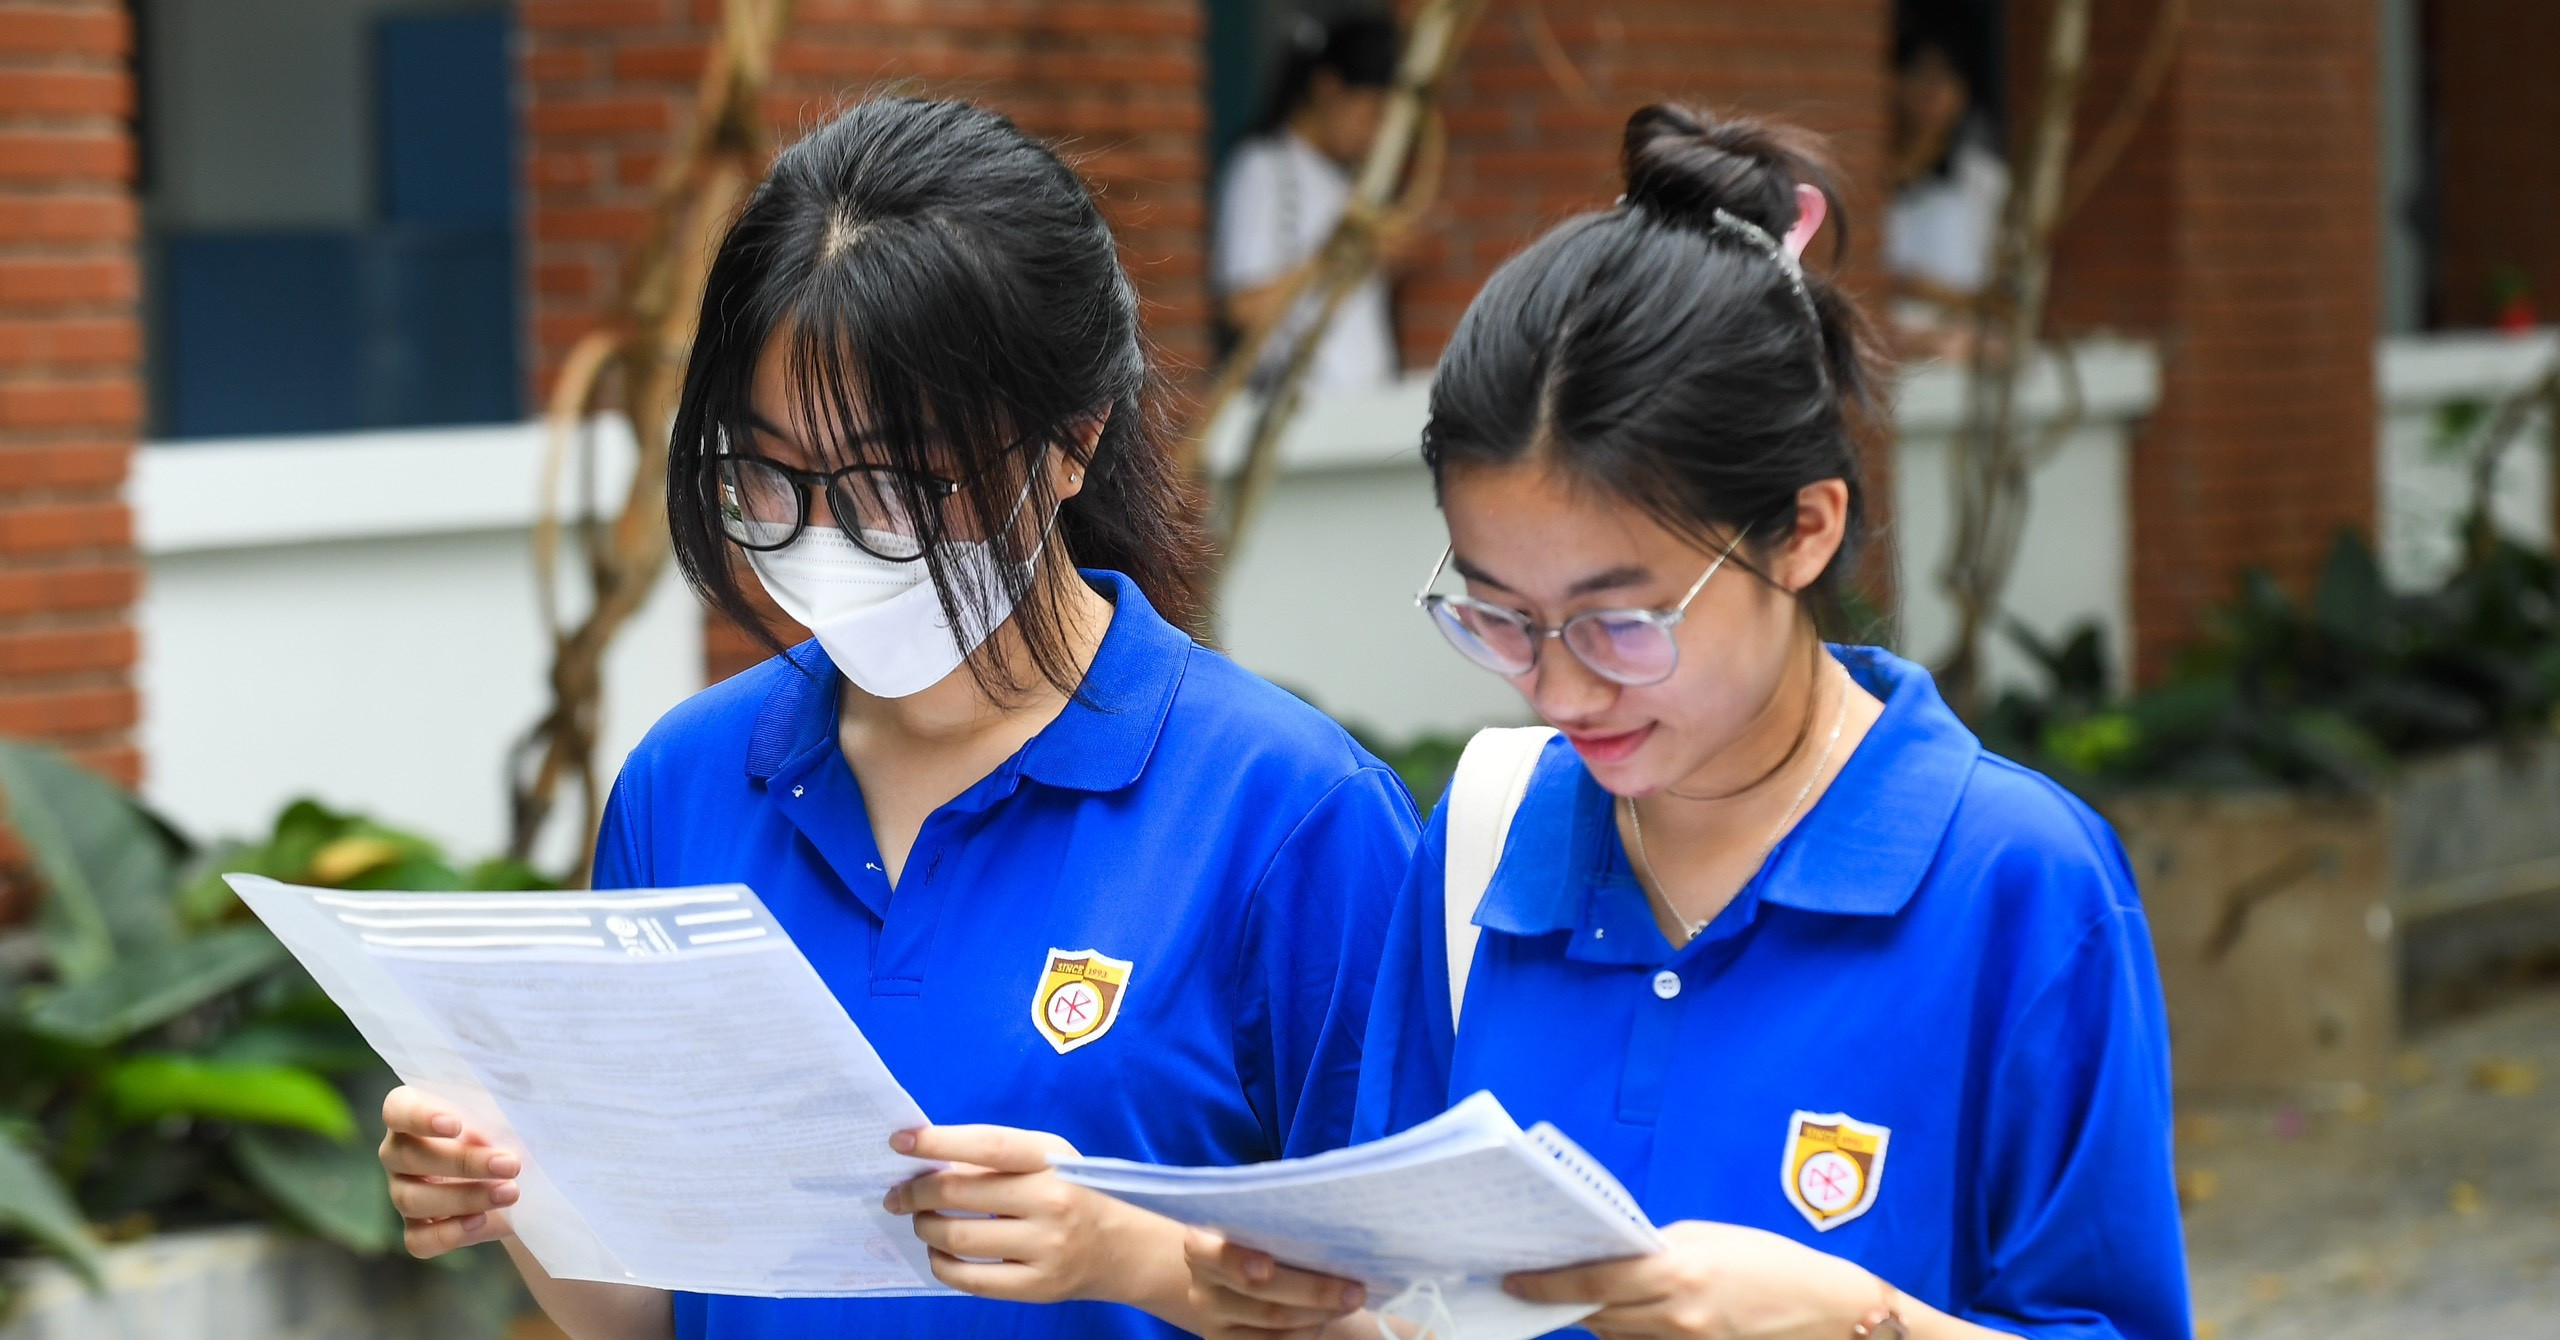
[1625,662,1850,943]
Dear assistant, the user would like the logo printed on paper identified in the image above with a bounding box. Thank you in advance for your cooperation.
[1032,948,1134,1054]
[1780,1110,1890,1231]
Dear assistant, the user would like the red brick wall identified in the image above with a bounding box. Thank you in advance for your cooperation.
[2428,0,2560,330]
[0,0,140,783]
[1401,0,1896,590]
[518,0,1208,680]
[1401,2,1891,367]
[2040,0,2380,684]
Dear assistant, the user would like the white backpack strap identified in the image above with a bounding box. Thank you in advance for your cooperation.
[1441,726,1558,1032]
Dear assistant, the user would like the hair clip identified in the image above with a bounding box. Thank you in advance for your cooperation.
[1709,208,1816,316]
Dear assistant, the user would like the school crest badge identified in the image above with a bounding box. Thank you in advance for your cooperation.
[1032,948,1134,1055]
[1780,1111,1890,1231]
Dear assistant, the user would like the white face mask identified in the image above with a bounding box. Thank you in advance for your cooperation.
[745,481,1050,699]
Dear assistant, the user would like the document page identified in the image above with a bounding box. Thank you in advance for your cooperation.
[1056,1091,1660,1340]
[229,875,951,1298]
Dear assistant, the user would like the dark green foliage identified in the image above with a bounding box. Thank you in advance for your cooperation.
[1979,526,2560,794]
[0,751,544,1303]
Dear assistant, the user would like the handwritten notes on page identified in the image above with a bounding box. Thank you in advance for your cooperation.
[228,875,952,1298]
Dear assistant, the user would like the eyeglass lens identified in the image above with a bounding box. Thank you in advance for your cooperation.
[718,456,934,555]
[1427,598,1683,686]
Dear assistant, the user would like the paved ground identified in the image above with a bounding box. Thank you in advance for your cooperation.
[2179,986,2560,1339]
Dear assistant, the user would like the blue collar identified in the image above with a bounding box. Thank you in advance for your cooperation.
[744,569,1192,794]
[1474,646,1980,943]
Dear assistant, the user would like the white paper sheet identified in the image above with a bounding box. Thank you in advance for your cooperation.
[1055,1091,1662,1340]
[228,875,953,1298]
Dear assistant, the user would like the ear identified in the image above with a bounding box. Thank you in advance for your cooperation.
[1783,183,1827,262]
[1776,478,1851,592]
[1051,407,1111,502]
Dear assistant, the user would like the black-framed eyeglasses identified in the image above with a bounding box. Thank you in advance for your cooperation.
[715,454,961,561]
[1414,532,1746,686]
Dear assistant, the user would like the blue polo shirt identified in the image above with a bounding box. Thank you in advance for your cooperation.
[593,570,1419,1339]
[1349,647,2189,1340]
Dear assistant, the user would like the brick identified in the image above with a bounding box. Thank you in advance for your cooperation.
[0,256,134,307]
[0,439,127,489]
[0,7,128,59]
[518,0,674,31]
[0,192,136,243]
[0,561,137,617]
[531,203,650,243]
[0,499,126,551]
[0,67,130,119]
[0,624,135,676]
[0,377,137,430]
[0,683,134,735]
[0,130,132,182]
[0,316,135,365]
[526,95,675,137]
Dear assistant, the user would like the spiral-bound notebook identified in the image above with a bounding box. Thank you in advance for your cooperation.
[1053,1091,1661,1340]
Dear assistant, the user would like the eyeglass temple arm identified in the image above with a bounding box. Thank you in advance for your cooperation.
[1671,531,1749,612]
[1412,545,1455,606]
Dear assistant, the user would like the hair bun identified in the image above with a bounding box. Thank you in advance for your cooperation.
[1619,104,1834,242]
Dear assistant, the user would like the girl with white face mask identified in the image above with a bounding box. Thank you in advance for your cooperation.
[372,97,1418,1340]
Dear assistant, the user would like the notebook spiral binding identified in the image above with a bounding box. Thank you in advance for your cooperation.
[1524,1124,1655,1236]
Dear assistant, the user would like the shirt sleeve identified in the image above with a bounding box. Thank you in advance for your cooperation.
[1963,845,2192,1340]
[1234,765,1420,1159]
[1212,142,1288,295]
[587,770,652,891]
[1345,797,1461,1144]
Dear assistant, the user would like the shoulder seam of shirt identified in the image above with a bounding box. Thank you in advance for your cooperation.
[1971,752,2144,914]
[1241,764,1410,905]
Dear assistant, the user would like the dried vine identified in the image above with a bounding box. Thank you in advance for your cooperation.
[507,0,796,883]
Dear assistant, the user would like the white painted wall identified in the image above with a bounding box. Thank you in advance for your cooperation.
[132,422,702,867]
[2376,330,2556,591]
[1213,342,2158,739]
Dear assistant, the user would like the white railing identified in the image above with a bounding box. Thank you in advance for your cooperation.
[2376,330,2556,591]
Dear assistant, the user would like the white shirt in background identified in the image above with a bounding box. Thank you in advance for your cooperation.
[1213,131,1400,392]
[1885,136,2010,296]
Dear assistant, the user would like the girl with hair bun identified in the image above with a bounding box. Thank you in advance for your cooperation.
[1189,105,2190,1340]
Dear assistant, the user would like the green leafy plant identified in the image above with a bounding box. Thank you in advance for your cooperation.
[1980,524,2560,793]
[0,746,547,1292]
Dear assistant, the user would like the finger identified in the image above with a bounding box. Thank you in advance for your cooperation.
[400,1208,511,1259]
[1193,1280,1360,1332]
[387,1174,520,1220]
[379,1131,522,1181]
[381,1087,465,1140]
[1202,1252,1365,1312]
[909,1210,1051,1263]
[1503,1258,1664,1307]
[925,1249,1055,1303]
[893,1124,1077,1172]
[892,1166,1080,1222]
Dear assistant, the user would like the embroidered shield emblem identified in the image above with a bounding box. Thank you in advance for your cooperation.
[1780,1110,1891,1231]
[1032,948,1134,1054]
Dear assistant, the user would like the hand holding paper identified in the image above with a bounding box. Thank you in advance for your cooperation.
[229,875,954,1298]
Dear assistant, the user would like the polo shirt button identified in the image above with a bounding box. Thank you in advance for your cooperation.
[1651,970,1681,1000]
[791,785,804,798]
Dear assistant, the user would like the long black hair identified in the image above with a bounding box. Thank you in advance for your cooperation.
[1422,104,1885,626]
[667,97,1207,698]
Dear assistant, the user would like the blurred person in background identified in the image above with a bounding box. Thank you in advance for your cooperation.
[1213,14,1407,392]
[1884,31,2008,360]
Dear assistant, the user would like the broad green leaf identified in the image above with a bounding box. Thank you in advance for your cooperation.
[0,1124,101,1284]
[26,926,287,1045]
[104,1054,356,1140]
[231,1078,399,1255]
[0,741,180,982]
[205,1017,381,1074]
